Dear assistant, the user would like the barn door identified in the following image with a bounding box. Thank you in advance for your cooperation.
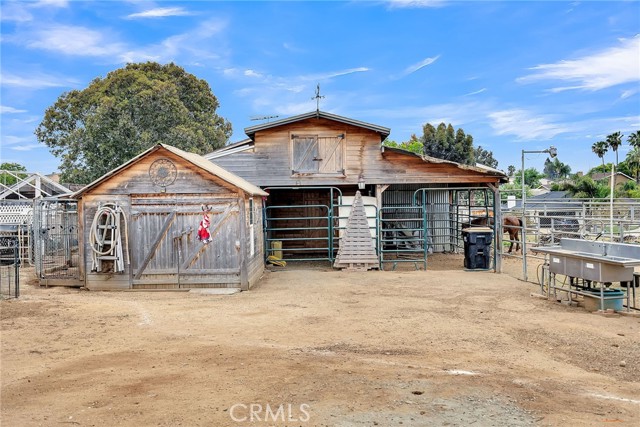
[292,134,344,174]
[129,195,241,288]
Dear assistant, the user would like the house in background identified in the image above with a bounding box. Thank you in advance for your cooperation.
[591,172,634,188]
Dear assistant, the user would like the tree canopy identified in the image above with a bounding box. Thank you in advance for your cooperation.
[0,162,27,186]
[383,123,492,168]
[35,62,232,184]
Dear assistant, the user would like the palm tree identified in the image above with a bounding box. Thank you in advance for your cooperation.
[591,140,608,166]
[606,131,623,166]
[628,130,640,149]
[555,159,571,179]
[626,146,640,183]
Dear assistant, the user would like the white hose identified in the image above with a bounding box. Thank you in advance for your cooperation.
[89,203,129,272]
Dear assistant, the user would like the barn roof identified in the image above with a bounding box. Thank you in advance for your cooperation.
[244,110,390,141]
[73,143,268,198]
[380,146,509,183]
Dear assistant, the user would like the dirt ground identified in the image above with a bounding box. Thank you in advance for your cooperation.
[2,254,639,427]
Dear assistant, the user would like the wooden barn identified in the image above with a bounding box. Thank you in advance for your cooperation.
[73,144,268,290]
[207,110,509,270]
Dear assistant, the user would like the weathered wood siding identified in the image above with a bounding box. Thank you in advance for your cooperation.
[213,117,501,186]
[79,148,264,290]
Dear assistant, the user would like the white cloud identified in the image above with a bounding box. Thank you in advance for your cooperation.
[244,69,263,78]
[11,144,43,152]
[403,56,440,75]
[303,67,370,81]
[488,109,570,140]
[517,35,640,91]
[126,7,193,19]
[19,18,227,64]
[620,89,638,100]
[387,0,448,8]
[0,73,76,89]
[32,0,69,8]
[3,135,35,145]
[463,88,487,96]
[0,2,33,22]
[26,25,125,57]
[0,106,27,114]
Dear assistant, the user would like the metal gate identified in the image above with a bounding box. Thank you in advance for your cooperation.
[0,237,19,298]
[33,199,79,281]
[379,205,427,270]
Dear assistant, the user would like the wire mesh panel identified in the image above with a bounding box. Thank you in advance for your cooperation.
[0,238,19,298]
[33,199,79,280]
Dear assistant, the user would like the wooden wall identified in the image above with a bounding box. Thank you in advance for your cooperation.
[79,148,264,290]
[213,117,502,187]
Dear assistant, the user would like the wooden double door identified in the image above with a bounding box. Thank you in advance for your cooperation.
[129,194,242,288]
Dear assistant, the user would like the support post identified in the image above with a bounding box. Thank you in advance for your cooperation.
[488,183,502,273]
[238,194,249,291]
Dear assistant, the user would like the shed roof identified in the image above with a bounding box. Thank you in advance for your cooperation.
[73,144,268,198]
[244,110,390,141]
[380,145,509,183]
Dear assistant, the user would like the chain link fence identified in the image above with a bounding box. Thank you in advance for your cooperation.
[499,195,640,306]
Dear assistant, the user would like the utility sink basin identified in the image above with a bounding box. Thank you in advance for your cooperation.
[531,239,640,283]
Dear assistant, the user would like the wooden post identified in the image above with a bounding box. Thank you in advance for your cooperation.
[488,183,502,273]
[238,193,249,291]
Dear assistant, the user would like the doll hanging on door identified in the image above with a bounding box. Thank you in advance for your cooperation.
[197,204,212,244]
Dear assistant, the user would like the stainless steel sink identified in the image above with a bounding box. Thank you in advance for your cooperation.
[532,239,640,282]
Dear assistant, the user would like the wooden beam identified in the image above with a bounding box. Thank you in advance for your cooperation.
[238,194,249,291]
[133,211,176,280]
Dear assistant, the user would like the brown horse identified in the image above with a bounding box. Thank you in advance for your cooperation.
[465,216,523,253]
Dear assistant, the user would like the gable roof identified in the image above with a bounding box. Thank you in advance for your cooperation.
[0,173,72,200]
[591,171,634,181]
[73,143,268,198]
[244,110,390,141]
[381,145,509,182]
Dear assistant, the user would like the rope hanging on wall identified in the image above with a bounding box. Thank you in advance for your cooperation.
[89,202,129,273]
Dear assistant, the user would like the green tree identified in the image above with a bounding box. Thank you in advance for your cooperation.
[420,122,474,165]
[606,131,623,166]
[626,146,640,183]
[35,62,232,184]
[544,157,571,179]
[383,137,423,155]
[514,167,544,188]
[473,145,498,168]
[591,141,608,166]
[507,165,516,176]
[560,176,609,198]
[628,130,640,150]
[0,162,28,187]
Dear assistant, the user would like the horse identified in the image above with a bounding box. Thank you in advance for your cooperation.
[464,215,523,253]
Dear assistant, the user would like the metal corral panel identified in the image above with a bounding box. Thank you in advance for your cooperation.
[425,190,453,253]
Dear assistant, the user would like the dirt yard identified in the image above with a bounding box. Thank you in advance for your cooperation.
[2,255,639,427]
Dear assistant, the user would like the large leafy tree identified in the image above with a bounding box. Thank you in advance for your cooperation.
[35,62,232,184]
[514,167,544,188]
[606,131,623,166]
[543,157,571,180]
[473,145,498,168]
[419,123,475,165]
[591,141,608,166]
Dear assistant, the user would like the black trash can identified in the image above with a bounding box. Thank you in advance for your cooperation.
[462,227,493,270]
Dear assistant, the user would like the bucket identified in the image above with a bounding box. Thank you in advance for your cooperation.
[582,289,624,312]
[270,241,283,259]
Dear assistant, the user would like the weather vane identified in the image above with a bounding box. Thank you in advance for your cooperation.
[312,83,324,113]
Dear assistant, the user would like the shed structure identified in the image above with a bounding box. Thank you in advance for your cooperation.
[73,144,267,290]
[207,110,508,270]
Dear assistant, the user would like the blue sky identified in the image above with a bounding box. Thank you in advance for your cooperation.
[1,0,639,177]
